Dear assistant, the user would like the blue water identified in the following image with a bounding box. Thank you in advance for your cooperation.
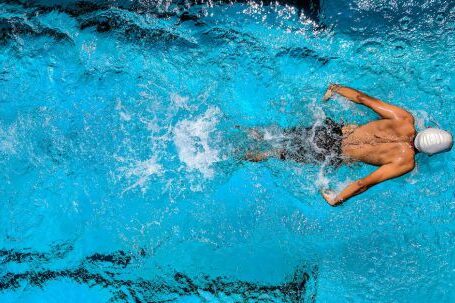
[1,0,454,302]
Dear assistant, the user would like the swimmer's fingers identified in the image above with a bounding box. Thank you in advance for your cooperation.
[322,88,333,101]
[322,84,340,101]
[321,192,332,203]
[321,189,337,206]
[322,87,334,101]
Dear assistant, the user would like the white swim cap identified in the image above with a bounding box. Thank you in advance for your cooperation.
[414,128,453,155]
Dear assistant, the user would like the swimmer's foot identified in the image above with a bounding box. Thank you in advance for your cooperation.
[244,149,284,162]
[244,151,268,162]
[248,129,263,140]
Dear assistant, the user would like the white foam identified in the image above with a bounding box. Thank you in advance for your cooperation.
[173,107,222,179]
[170,93,190,109]
[0,124,18,156]
[404,163,419,185]
[335,178,353,192]
[118,157,163,193]
[307,97,326,121]
[315,165,330,189]
[115,99,132,122]
[263,127,285,141]
[411,110,432,130]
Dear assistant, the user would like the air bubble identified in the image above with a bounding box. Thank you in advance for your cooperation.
[389,37,410,58]
[399,16,412,31]
[435,12,446,25]
[446,34,455,48]
[355,40,383,58]
[449,4,455,18]
[381,7,396,21]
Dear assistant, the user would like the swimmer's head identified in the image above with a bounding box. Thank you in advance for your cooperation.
[414,128,453,155]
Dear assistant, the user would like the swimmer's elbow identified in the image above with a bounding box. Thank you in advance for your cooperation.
[355,179,369,192]
[356,179,367,189]
[404,161,415,171]
[397,157,415,173]
[400,161,415,175]
[356,175,383,191]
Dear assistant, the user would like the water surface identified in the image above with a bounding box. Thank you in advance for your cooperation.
[0,0,454,302]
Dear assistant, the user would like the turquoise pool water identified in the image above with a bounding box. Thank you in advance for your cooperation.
[0,0,454,302]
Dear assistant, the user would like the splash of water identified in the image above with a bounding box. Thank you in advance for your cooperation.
[173,106,223,179]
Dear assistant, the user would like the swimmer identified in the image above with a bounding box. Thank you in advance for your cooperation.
[245,84,453,206]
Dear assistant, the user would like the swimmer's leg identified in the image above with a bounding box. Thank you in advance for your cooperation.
[234,125,264,141]
[247,128,264,140]
[244,149,285,162]
[235,125,282,141]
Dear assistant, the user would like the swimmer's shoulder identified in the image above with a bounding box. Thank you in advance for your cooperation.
[395,143,416,169]
[387,117,416,137]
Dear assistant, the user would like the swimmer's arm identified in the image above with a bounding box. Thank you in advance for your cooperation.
[323,84,414,122]
[323,161,414,206]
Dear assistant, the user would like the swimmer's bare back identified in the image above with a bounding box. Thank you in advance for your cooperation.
[322,84,416,206]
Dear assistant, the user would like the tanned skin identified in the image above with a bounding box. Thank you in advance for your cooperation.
[246,84,416,206]
[321,84,416,206]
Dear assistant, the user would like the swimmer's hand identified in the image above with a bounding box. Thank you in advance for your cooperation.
[322,84,341,101]
[321,189,340,206]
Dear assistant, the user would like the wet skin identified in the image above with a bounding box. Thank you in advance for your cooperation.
[341,120,415,166]
[245,85,418,205]
[322,85,416,205]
